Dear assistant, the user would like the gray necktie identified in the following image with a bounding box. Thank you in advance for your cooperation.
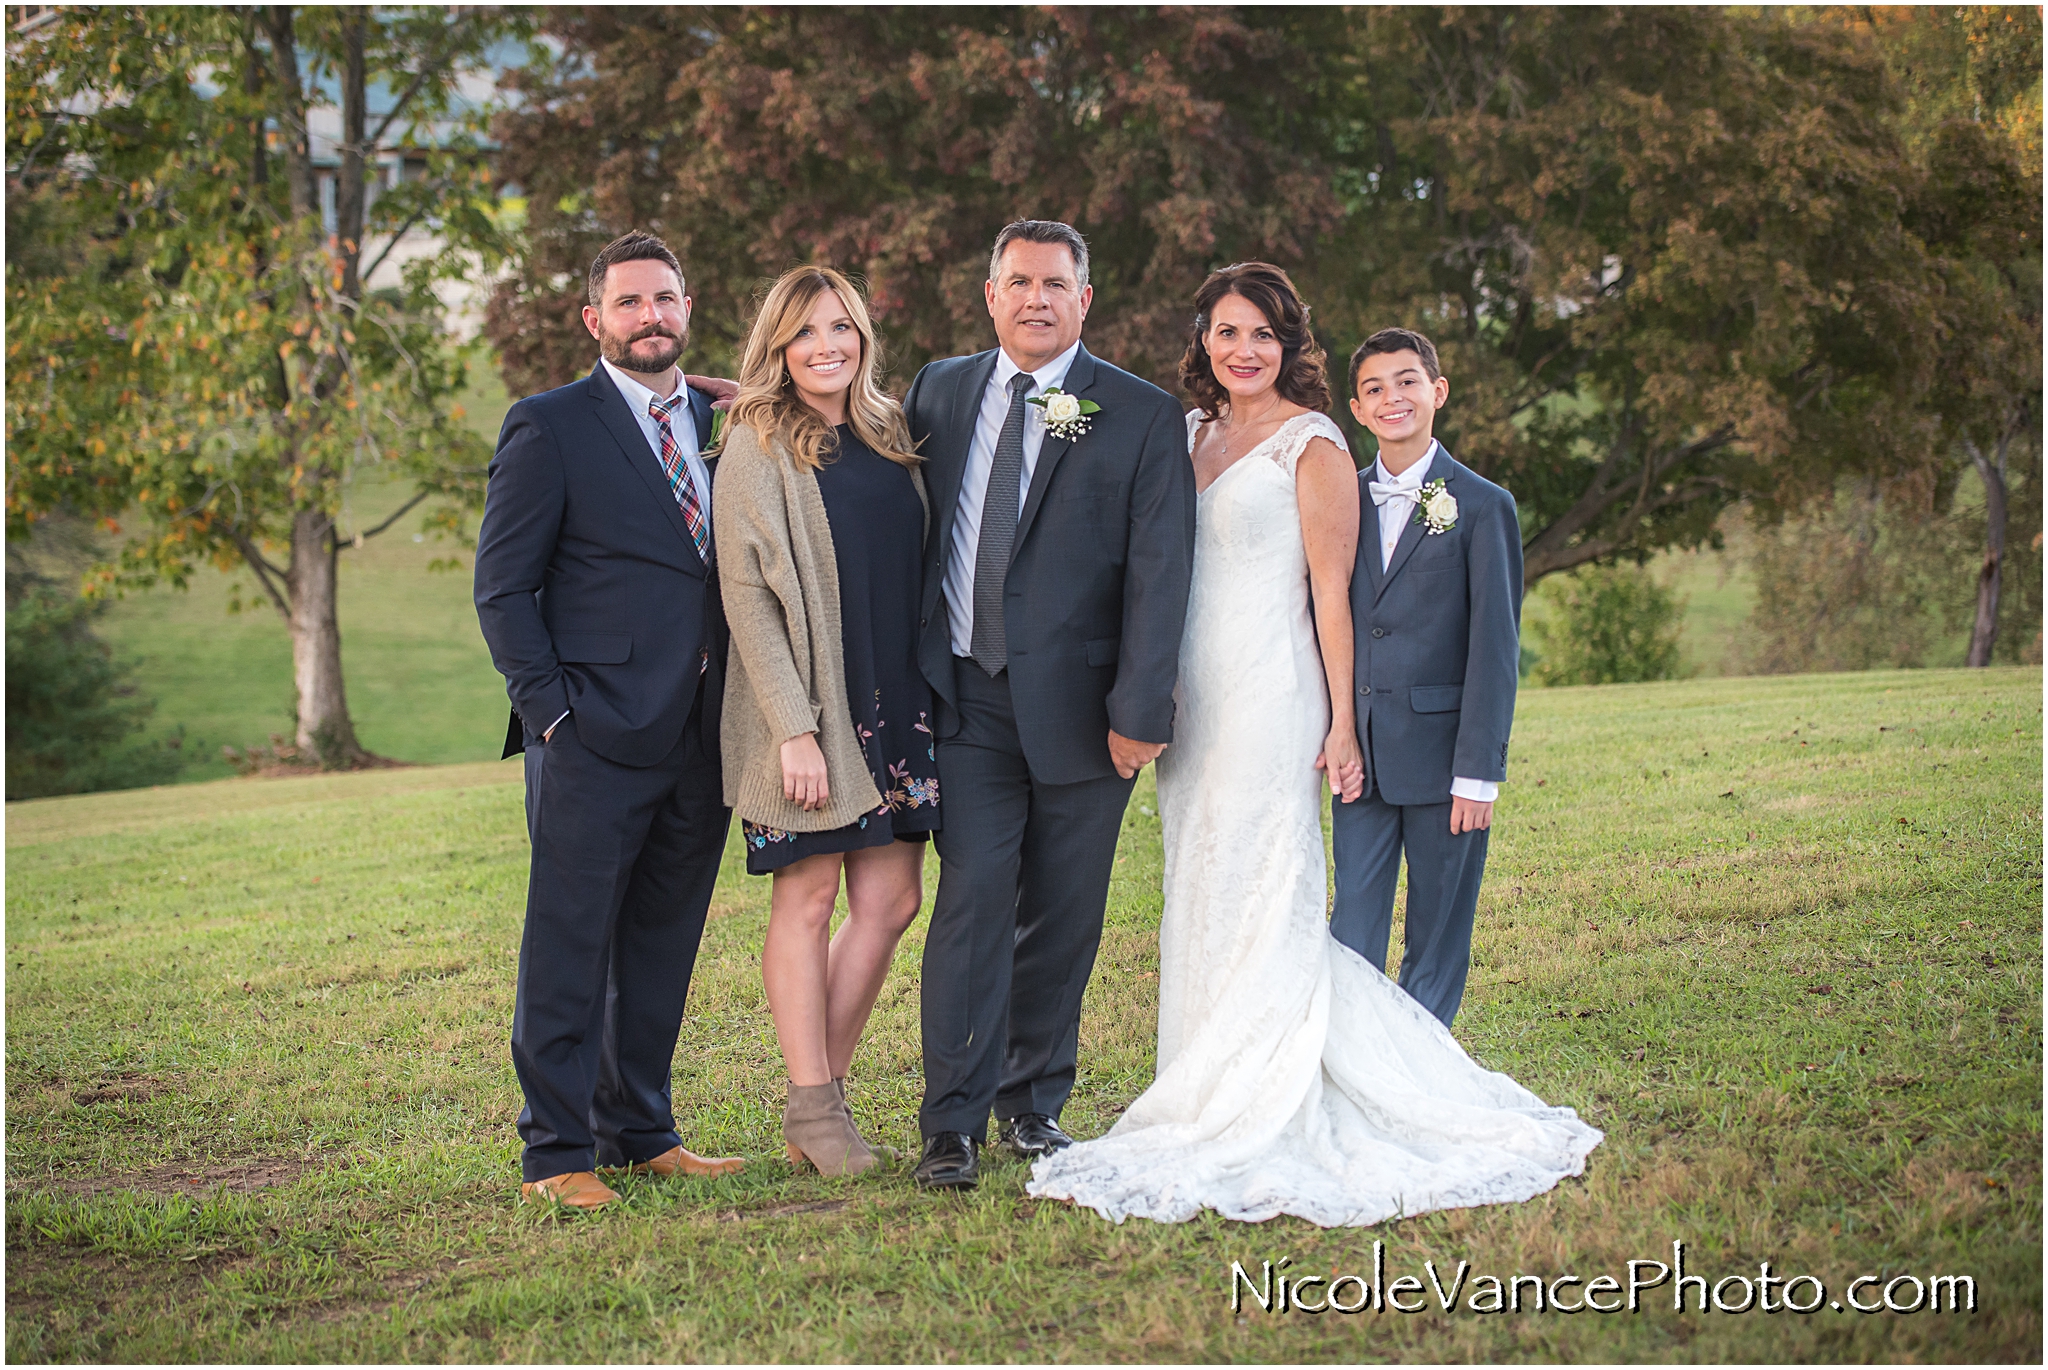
[971,372,1035,676]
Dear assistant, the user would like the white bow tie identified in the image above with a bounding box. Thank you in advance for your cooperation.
[1368,472,1424,507]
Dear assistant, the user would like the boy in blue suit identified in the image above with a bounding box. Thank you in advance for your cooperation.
[1330,328,1522,1028]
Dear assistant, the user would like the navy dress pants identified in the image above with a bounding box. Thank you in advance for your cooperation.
[1329,788,1490,1028]
[511,698,730,1181]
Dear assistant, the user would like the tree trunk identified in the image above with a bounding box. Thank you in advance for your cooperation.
[335,10,368,299]
[259,7,317,218]
[285,509,362,766]
[1517,421,1740,586]
[1965,434,2011,668]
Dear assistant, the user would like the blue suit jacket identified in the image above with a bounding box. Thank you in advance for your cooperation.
[1349,446,1522,806]
[474,364,721,768]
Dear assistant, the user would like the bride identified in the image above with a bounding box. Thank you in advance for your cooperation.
[1026,264,1601,1227]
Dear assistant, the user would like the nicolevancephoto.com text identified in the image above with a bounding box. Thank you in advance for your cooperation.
[1232,1241,1980,1318]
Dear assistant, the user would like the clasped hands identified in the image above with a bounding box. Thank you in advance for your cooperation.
[1317,731,1495,832]
[1314,727,1366,804]
[1109,729,1166,780]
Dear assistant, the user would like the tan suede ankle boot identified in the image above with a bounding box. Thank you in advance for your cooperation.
[783,1081,877,1177]
[833,1077,898,1164]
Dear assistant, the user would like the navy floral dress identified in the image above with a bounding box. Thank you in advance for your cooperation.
[743,426,940,875]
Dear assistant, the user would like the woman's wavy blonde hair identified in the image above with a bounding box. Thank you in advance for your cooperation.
[727,267,920,472]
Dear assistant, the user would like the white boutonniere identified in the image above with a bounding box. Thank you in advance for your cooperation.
[1028,386,1100,441]
[1416,478,1458,535]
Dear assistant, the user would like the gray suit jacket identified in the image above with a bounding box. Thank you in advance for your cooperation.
[1349,446,1522,806]
[906,344,1196,785]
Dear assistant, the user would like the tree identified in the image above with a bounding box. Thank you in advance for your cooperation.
[1739,478,1971,674]
[6,8,519,766]
[485,7,2034,601]
[1303,7,1978,583]
[5,517,184,800]
[485,7,1351,394]
[1855,6,2042,666]
[5,580,184,800]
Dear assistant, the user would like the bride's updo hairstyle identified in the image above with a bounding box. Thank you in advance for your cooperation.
[727,266,921,472]
[1178,261,1330,423]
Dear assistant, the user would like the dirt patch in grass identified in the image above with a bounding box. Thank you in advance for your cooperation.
[220,743,415,779]
[68,1072,170,1106]
[16,1156,319,1198]
[718,1199,851,1221]
[298,1256,465,1325]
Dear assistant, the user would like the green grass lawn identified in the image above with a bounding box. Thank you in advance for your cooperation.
[6,668,2040,1362]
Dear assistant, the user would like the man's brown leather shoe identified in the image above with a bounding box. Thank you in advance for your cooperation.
[626,1145,746,1178]
[521,1171,619,1209]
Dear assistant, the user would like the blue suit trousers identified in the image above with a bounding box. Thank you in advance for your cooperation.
[1329,789,1490,1028]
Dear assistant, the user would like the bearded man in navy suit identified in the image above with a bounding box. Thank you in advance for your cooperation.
[1331,327,1523,1030]
[474,232,745,1209]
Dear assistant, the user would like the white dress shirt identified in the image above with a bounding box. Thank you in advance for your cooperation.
[1369,440,1440,571]
[1368,440,1497,805]
[945,340,1082,657]
[602,358,713,527]
[545,361,715,741]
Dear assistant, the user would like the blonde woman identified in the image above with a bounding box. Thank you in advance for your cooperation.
[715,268,935,1176]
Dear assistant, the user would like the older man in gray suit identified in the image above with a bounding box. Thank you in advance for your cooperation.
[903,220,1196,1189]
[1331,327,1522,1029]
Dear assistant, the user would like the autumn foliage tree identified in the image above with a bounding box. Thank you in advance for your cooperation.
[6,8,515,765]
[1303,7,2013,582]
[485,8,1351,394]
[486,7,2034,605]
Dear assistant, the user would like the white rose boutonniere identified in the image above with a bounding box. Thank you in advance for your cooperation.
[1028,386,1100,441]
[1416,478,1459,535]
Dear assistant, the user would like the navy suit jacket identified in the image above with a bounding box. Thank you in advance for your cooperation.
[474,363,721,768]
[905,343,1195,785]
[1349,446,1522,806]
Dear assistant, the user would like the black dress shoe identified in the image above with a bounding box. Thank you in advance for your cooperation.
[997,1113,1073,1158]
[913,1132,980,1190]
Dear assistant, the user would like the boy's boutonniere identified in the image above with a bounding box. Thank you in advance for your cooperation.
[1029,386,1100,441]
[1416,477,1458,535]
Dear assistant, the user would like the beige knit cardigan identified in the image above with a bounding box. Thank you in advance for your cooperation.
[714,420,929,832]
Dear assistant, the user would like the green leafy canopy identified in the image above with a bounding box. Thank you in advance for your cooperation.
[5,8,526,600]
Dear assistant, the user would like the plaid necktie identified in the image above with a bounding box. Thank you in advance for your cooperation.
[647,393,711,565]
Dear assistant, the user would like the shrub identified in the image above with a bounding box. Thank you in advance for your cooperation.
[6,583,184,799]
[1528,563,1685,686]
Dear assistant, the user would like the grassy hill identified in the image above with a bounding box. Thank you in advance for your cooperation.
[6,668,2040,1362]
[89,501,510,782]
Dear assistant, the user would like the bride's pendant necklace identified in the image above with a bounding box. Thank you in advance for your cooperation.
[1219,397,1286,459]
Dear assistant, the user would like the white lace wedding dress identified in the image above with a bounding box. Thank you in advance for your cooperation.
[1026,411,1602,1227]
